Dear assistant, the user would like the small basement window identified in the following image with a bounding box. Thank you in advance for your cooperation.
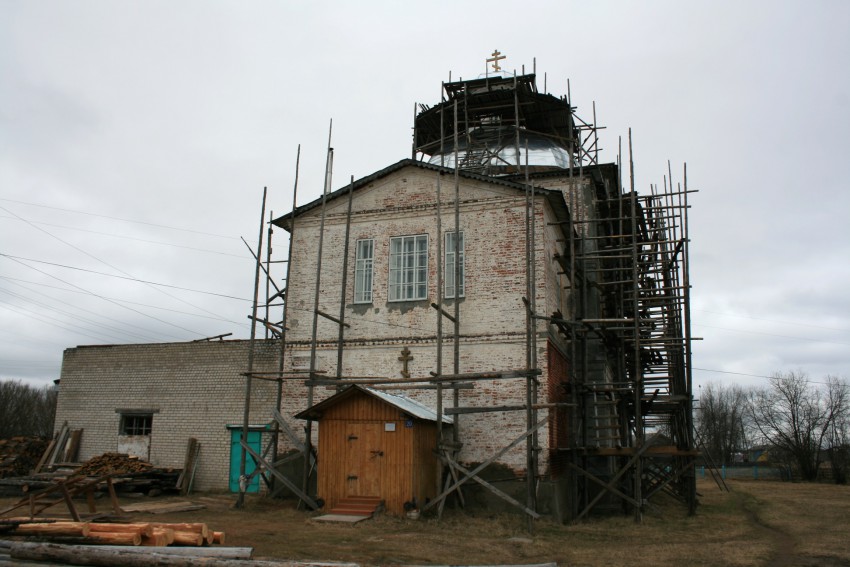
[120,414,153,436]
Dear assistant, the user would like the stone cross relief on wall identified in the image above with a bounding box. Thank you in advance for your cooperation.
[398,346,413,379]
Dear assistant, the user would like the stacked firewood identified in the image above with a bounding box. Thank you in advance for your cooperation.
[73,453,153,477]
[0,437,49,479]
[10,521,224,547]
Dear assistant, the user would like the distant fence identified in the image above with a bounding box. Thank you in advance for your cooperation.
[698,464,790,481]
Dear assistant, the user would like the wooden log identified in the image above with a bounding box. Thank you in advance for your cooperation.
[150,522,209,539]
[147,527,175,545]
[141,531,170,547]
[202,530,222,546]
[80,545,253,559]
[171,531,203,546]
[89,523,152,537]
[11,540,354,566]
[141,527,174,546]
[14,521,90,537]
[85,531,142,546]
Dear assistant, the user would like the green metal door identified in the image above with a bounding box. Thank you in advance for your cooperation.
[229,429,262,493]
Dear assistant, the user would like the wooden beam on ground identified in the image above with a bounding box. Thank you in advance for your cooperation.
[90,545,253,559]
[10,540,354,567]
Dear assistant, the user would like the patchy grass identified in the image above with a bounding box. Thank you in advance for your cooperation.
[3,479,850,566]
[734,480,850,566]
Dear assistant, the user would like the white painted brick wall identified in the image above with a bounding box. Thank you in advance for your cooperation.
[55,340,281,492]
[282,165,592,473]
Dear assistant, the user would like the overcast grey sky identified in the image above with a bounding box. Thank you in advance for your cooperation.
[1,1,849,394]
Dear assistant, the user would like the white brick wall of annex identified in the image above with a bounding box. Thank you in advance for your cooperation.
[280,164,588,475]
[55,340,280,492]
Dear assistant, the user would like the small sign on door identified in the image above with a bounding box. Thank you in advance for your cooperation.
[384,422,396,432]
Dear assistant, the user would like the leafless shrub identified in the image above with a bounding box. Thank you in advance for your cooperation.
[747,371,849,482]
[696,382,750,465]
[0,379,57,438]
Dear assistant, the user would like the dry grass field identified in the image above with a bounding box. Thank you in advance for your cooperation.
[3,479,850,566]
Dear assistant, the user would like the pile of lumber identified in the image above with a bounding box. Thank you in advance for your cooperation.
[0,437,49,479]
[34,422,83,473]
[9,520,223,547]
[73,453,153,477]
[71,453,181,495]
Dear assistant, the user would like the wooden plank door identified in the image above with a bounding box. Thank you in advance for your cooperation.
[344,422,383,497]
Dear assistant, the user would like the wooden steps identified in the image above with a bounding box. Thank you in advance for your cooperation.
[327,496,382,517]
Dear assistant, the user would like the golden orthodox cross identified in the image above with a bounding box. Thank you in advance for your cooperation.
[398,346,413,379]
[487,50,506,72]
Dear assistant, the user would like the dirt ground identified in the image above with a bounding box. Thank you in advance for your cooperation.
[3,479,850,566]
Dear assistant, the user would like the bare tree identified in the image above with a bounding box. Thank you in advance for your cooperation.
[748,372,848,481]
[824,376,850,484]
[0,379,57,438]
[696,382,750,465]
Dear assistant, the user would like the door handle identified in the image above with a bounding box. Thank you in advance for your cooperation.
[347,475,358,480]
[370,450,384,457]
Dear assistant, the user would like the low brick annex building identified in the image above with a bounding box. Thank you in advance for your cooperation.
[55,339,282,492]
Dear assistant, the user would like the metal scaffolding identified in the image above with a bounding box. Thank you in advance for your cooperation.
[235,59,697,525]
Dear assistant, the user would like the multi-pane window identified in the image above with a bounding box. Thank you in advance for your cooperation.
[389,235,428,301]
[120,414,153,436]
[354,239,374,303]
[445,231,465,298]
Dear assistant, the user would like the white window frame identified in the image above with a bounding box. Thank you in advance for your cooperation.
[120,413,153,436]
[389,234,429,302]
[354,238,375,304]
[445,230,465,299]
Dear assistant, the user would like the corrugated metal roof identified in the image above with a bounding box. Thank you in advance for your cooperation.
[363,387,453,424]
[295,384,452,424]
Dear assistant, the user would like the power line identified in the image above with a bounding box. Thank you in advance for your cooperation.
[2,206,227,320]
[0,276,249,326]
[695,323,850,347]
[0,215,250,259]
[0,301,134,344]
[0,283,169,343]
[2,255,207,337]
[0,198,238,239]
[693,367,839,386]
[693,367,774,380]
[1,254,251,301]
